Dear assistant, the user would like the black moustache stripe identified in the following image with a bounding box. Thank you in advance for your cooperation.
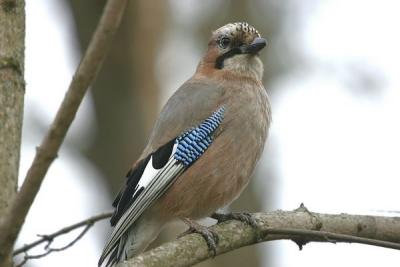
[215,47,242,69]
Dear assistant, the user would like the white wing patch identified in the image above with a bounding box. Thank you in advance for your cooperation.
[137,158,158,189]
[137,143,178,190]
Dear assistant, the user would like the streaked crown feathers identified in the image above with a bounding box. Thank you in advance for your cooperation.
[214,22,261,39]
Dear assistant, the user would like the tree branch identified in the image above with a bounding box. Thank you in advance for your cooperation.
[0,0,127,262]
[13,211,112,256]
[13,211,112,266]
[119,206,400,267]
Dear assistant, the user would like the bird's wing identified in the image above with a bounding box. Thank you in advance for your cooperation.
[99,80,225,266]
[141,79,225,158]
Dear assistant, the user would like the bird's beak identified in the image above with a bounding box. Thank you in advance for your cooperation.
[240,37,267,54]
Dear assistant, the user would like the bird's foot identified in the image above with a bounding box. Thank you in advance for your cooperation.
[179,218,219,256]
[212,211,257,227]
[212,211,262,241]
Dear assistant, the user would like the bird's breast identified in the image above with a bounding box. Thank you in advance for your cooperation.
[154,79,271,219]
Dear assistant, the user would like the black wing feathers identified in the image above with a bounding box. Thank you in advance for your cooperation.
[152,139,175,169]
[110,139,176,226]
[110,156,151,226]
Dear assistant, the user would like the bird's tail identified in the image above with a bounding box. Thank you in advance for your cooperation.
[103,211,165,266]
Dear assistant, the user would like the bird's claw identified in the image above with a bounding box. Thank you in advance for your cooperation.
[179,218,219,256]
[212,212,262,241]
[212,211,257,227]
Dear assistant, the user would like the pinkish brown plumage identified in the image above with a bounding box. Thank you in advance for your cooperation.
[99,22,271,266]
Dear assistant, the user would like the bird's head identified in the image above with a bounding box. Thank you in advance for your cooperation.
[200,22,267,80]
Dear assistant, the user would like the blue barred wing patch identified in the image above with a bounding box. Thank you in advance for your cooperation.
[174,106,225,166]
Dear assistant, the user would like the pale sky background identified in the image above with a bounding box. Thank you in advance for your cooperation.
[16,0,400,266]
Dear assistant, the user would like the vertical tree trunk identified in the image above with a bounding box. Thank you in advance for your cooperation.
[0,0,25,265]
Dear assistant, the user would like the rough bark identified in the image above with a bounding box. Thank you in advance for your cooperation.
[0,0,25,265]
[119,208,400,267]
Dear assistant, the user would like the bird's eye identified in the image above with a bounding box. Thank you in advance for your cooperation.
[218,36,231,49]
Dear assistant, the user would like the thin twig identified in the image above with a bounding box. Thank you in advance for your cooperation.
[0,0,127,261]
[13,211,112,256]
[262,228,400,250]
[15,225,91,267]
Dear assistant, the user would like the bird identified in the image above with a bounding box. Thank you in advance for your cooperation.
[99,22,271,266]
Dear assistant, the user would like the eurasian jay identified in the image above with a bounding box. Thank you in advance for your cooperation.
[99,22,271,266]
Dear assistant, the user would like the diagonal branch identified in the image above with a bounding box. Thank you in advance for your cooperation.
[0,0,128,262]
[119,206,400,267]
[15,225,92,267]
[13,211,112,256]
[14,211,112,267]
